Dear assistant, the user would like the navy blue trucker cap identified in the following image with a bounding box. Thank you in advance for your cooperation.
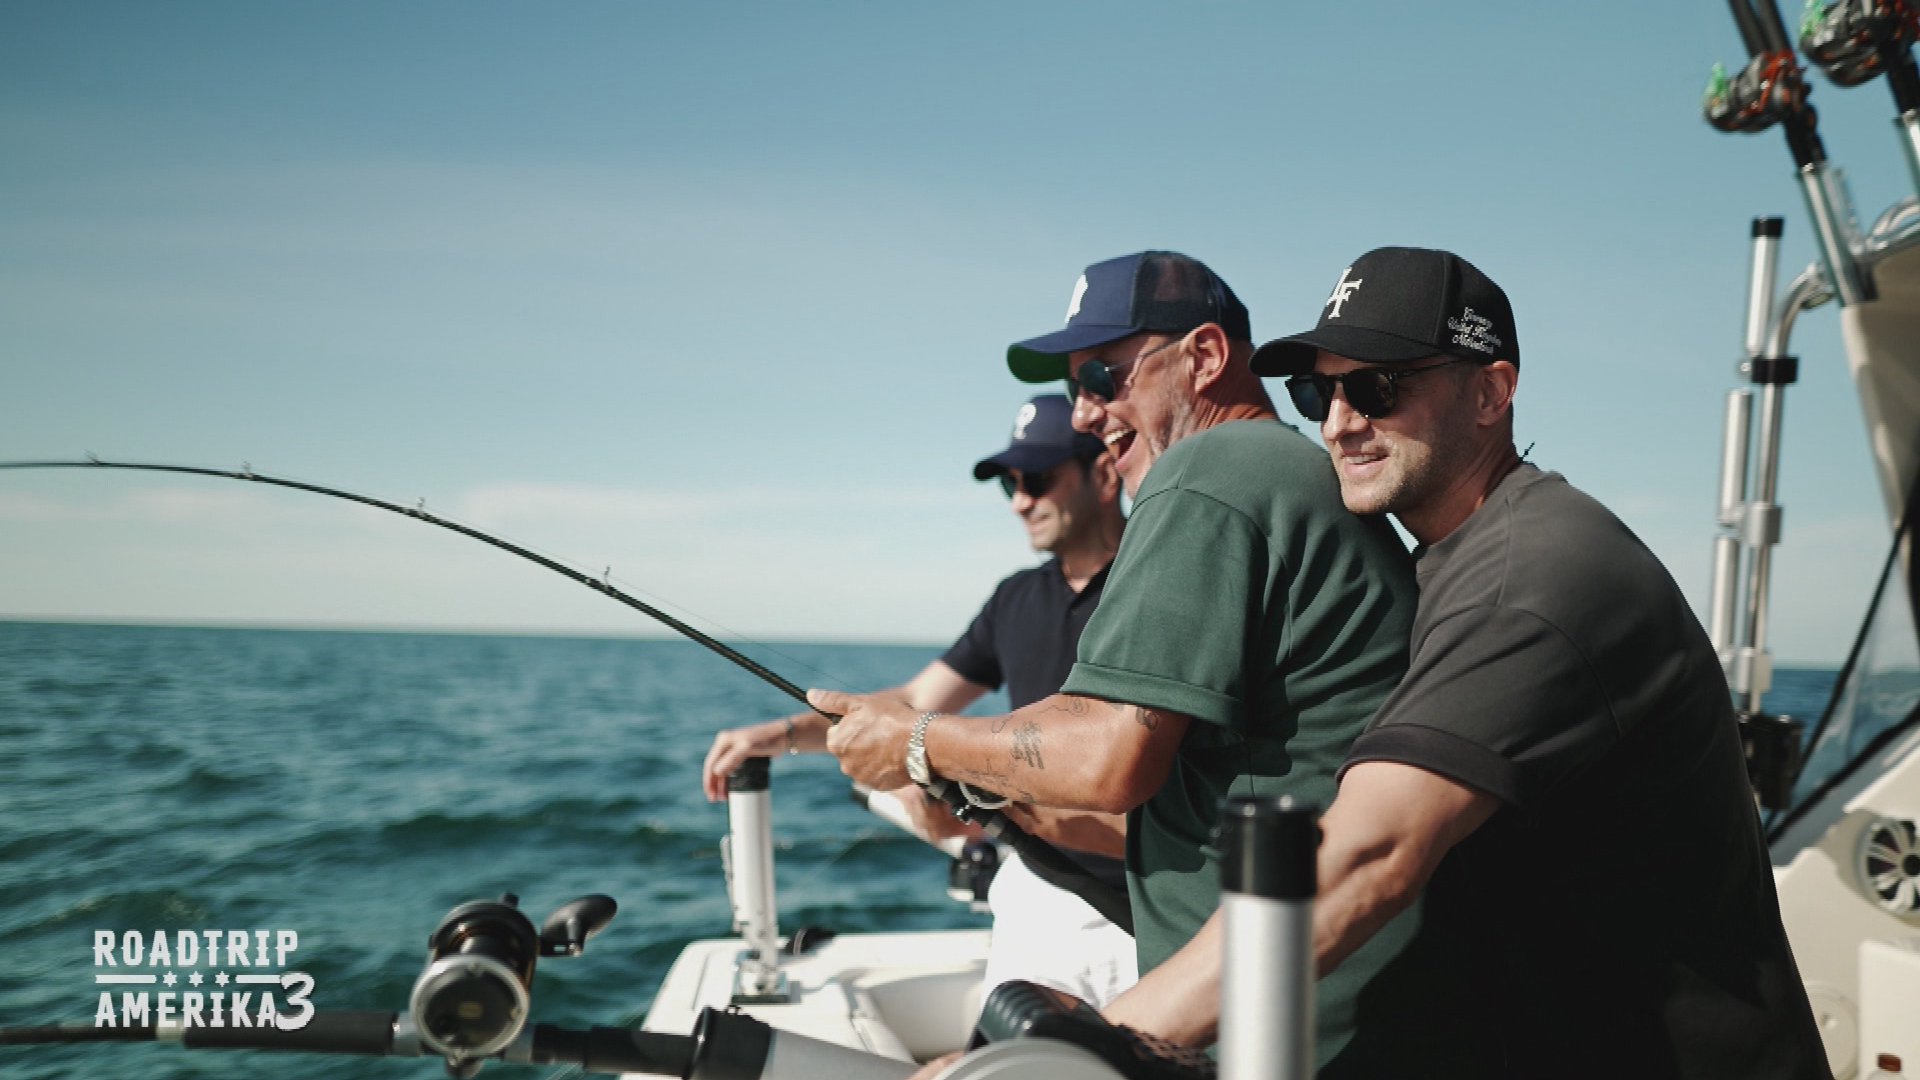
[1008,251,1253,383]
[973,395,1107,480]
[1249,247,1518,377]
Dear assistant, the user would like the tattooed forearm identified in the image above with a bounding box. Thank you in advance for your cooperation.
[1010,721,1045,770]
[1034,696,1090,717]
[1134,706,1168,731]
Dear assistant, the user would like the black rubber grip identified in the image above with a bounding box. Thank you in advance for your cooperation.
[728,757,771,793]
[531,1024,697,1076]
[1218,796,1318,900]
[181,1010,397,1055]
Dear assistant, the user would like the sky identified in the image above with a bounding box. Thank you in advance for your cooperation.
[0,2,1910,661]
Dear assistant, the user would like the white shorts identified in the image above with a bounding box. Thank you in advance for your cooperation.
[980,852,1139,1009]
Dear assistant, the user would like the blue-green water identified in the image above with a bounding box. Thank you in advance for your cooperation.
[0,622,1840,1080]
[0,622,999,1080]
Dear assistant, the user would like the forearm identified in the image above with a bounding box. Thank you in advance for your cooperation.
[922,693,1181,812]
[1100,913,1220,1047]
[1004,804,1126,858]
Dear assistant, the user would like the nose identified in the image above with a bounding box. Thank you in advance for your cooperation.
[1010,487,1036,514]
[1071,392,1102,433]
[1321,384,1370,443]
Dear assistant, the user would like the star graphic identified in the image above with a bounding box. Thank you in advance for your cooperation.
[162,971,177,987]
[215,971,230,987]
[188,971,204,987]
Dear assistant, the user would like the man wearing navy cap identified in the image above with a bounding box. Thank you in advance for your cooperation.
[1105,248,1827,1078]
[703,394,1137,1006]
[818,252,1422,1071]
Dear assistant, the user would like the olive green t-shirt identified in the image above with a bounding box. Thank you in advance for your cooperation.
[1059,418,1418,1068]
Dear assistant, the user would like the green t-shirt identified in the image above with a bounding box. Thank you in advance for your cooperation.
[1059,418,1417,1069]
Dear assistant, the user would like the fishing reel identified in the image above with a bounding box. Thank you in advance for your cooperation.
[1705,51,1819,133]
[409,892,616,1076]
[1800,0,1920,87]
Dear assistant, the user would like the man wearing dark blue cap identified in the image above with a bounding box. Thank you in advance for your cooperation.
[818,252,1421,1072]
[1104,248,1827,1079]
[704,394,1137,1006]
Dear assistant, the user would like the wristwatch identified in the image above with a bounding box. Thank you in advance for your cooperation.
[906,711,937,786]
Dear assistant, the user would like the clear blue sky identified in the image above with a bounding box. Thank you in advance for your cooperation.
[0,2,1904,660]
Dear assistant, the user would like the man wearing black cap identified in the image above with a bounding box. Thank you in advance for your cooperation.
[703,394,1138,1006]
[1105,247,1827,1078]
[817,252,1421,1070]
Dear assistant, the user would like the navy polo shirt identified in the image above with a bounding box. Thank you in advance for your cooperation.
[941,558,1108,712]
[939,557,1124,889]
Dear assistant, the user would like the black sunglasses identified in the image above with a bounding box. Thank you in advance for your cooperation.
[1284,357,1479,422]
[1065,336,1182,403]
[998,465,1063,500]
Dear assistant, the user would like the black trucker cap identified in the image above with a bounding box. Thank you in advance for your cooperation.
[973,394,1106,480]
[1008,251,1252,383]
[1249,247,1518,377]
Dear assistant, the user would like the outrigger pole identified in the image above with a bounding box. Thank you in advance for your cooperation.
[0,457,1136,931]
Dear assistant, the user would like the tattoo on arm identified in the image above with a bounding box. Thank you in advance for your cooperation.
[990,714,1010,733]
[1010,722,1044,770]
[1134,706,1167,731]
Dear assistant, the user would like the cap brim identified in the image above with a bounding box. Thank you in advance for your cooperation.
[973,443,1076,481]
[1249,326,1442,377]
[1007,324,1140,383]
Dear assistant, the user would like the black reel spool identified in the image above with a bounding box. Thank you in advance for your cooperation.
[410,892,618,1074]
[1801,0,1920,87]
[411,895,541,1066]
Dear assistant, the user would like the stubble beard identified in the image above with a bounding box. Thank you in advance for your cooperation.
[1339,411,1478,518]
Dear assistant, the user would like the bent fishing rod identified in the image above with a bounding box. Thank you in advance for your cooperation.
[0,457,813,706]
[0,457,1134,932]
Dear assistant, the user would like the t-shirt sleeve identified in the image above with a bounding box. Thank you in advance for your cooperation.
[1342,604,1616,813]
[1060,487,1266,727]
[939,588,1005,691]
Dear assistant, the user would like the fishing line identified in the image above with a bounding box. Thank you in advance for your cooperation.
[0,457,830,715]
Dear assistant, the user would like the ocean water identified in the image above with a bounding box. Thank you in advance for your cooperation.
[0,622,1000,1080]
[0,622,1841,1080]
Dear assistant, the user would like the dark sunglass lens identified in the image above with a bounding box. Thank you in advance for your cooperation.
[1075,361,1116,402]
[1286,377,1329,422]
[998,474,1017,499]
[1346,370,1397,418]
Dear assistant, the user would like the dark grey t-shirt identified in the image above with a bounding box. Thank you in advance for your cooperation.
[1332,463,1828,1080]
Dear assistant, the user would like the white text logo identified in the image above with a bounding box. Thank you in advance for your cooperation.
[91,929,315,1031]
[1066,275,1089,323]
[1326,268,1363,319]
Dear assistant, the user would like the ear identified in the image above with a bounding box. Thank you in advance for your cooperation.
[1186,324,1233,392]
[1476,361,1518,427]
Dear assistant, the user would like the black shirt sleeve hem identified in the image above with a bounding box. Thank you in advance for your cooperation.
[1341,724,1525,811]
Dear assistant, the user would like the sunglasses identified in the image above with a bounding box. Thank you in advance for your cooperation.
[998,466,1063,500]
[1284,357,1479,422]
[1065,336,1183,403]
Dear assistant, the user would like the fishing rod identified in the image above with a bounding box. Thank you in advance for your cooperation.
[1797,0,1920,196]
[0,456,1135,930]
[1706,0,1875,304]
[0,457,816,708]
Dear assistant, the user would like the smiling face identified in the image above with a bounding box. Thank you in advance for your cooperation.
[1004,456,1103,553]
[1067,332,1194,497]
[1313,349,1483,520]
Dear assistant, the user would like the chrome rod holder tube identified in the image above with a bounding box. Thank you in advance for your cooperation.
[1898,111,1920,200]
[1711,388,1754,662]
[1219,796,1316,1080]
[1797,162,1874,305]
[725,757,790,1003]
[1737,370,1793,712]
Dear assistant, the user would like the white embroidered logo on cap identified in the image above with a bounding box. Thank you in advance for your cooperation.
[1065,275,1089,323]
[1325,268,1363,319]
[1013,402,1038,440]
[1446,307,1501,355]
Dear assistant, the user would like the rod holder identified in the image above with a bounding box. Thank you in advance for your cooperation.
[725,757,790,1003]
[1797,162,1874,305]
[1898,111,1920,201]
[1711,388,1754,661]
[1218,796,1316,1080]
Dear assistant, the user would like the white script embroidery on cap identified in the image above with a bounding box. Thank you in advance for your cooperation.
[1446,307,1502,355]
[1066,276,1089,323]
[1326,268,1363,318]
[1013,402,1038,440]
